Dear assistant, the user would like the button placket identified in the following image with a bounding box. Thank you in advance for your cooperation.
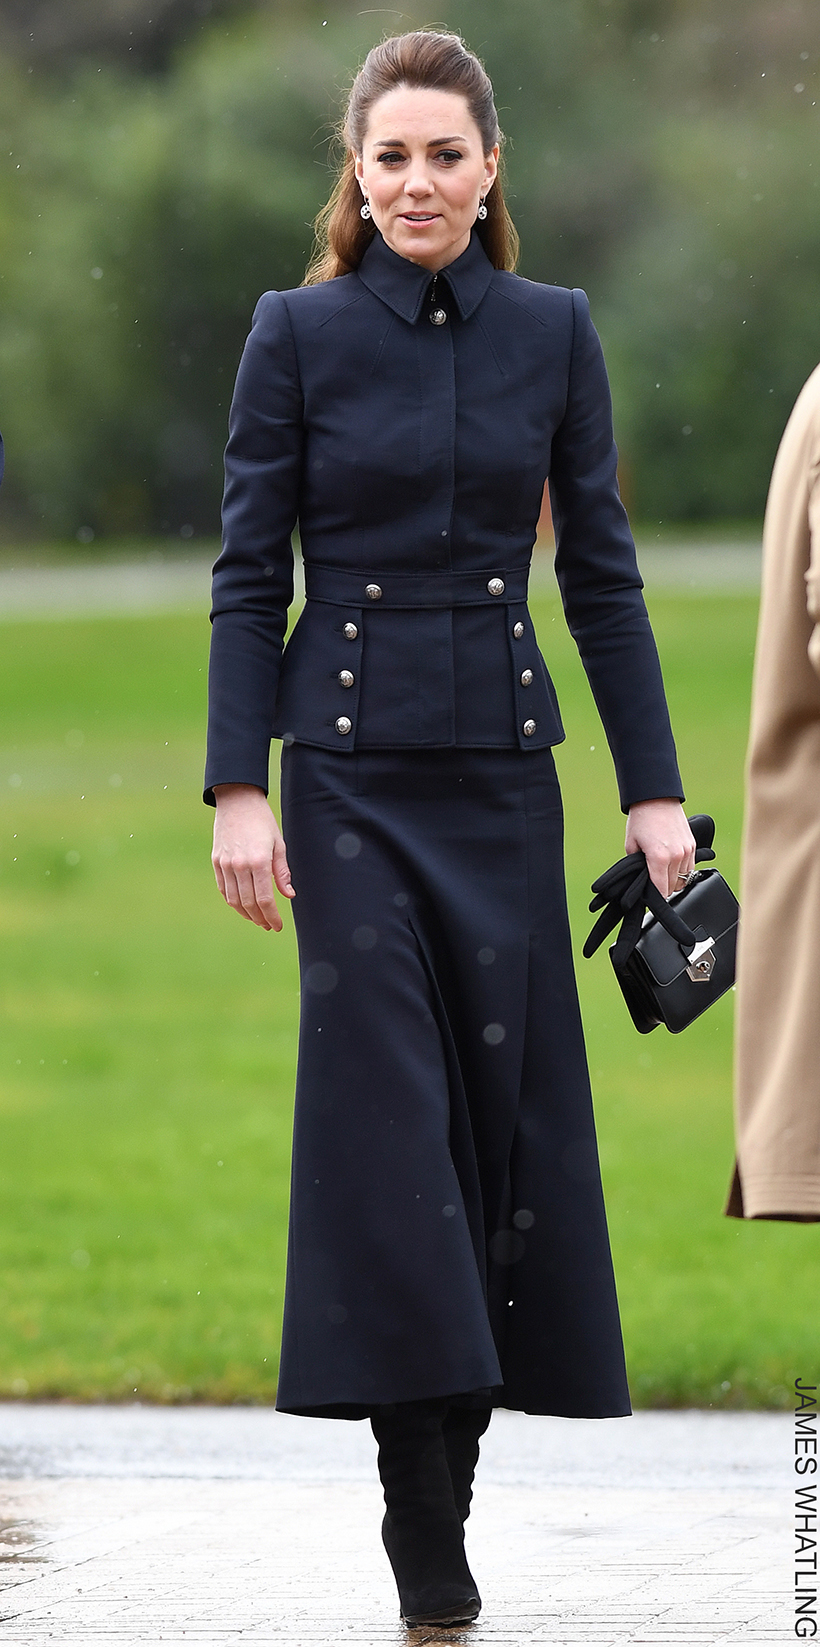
[332,611,363,744]
[415,297,456,570]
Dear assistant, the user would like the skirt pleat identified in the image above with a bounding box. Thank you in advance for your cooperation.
[275,744,630,1419]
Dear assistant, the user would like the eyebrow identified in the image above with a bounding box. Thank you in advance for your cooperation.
[373,135,470,148]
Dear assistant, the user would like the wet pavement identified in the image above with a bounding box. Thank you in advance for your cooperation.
[0,1405,790,1644]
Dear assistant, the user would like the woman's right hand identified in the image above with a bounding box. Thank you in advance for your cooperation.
[211,784,295,932]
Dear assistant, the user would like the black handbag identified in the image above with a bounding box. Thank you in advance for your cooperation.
[583,815,739,1034]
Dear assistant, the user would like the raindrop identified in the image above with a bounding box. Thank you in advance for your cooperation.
[682,425,693,436]
[76,526,95,543]
[513,1208,535,1230]
[305,961,338,995]
[71,1249,90,1269]
[393,891,409,907]
[335,832,361,860]
[90,267,103,279]
[11,1378,28,1396]
[109,774,123,788]
[65,851,80,866]
[483,1022,506,1045]
[477,947,496,966]
[352,925,377,950]
[442,1204,456,1218]
[8,774,22,788]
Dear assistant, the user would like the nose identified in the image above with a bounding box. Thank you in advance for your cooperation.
[404,167,435,199]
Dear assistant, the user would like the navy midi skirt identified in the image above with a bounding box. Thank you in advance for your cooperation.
[275,743,630,1420]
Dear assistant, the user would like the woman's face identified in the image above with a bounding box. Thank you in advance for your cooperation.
[355,86,498,273]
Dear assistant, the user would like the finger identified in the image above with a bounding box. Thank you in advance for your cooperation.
[233,862,278,930]
[272,835,295,899]
[218,864,255,922]
[212,855,228,900]
[250,863,283,932]
[645,849,676,900]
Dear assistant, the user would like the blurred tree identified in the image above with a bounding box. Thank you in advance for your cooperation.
[0,0,247,72]
[0,0,818,538]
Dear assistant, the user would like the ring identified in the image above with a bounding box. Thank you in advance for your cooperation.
[675,872,693,887]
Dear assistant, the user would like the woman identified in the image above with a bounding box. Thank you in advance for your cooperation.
[728,362,820,1223]
[206,30,694,1628]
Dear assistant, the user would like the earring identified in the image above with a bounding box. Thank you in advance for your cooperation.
[477,196,488,221]
[360,198,371,220]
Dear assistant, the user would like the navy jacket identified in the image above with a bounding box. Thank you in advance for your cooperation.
[205,231,682,810]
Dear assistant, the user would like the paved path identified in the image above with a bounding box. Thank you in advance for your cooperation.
[0,1405,790,1644]
[0,543,761,621]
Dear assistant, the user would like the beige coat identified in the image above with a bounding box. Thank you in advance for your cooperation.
[728,363,820,1219]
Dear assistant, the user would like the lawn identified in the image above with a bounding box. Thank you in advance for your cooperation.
[0,584,816,1406]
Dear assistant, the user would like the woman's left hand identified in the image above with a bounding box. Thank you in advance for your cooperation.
[624,798,696,899]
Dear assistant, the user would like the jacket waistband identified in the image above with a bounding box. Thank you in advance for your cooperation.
[303,563,529,609]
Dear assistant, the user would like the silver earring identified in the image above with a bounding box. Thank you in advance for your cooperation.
[360,198,371,220]
[477,196,488,220]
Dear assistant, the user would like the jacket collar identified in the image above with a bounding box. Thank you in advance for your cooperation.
[357,229,494,323]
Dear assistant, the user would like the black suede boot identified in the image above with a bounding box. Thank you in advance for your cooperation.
[442,1406,492,1525]
[370,1399,481,1626]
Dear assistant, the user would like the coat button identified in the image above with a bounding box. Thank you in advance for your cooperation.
[365,583,382,601]
[513,621,525,638]
[523,719,537,737]
[520,668,533,687]
[338,670,354,688]
[487,577,505,596]
[343,622,358,640]
[429,308,448,325]
[335,716,352,735]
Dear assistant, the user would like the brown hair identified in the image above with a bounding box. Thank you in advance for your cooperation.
[304,30,519,284]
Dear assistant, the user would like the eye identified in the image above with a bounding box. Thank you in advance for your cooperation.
[436,149,463,164]
[377,151,405,166]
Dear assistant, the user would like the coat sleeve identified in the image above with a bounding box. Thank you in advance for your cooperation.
[549,289,683,812]
[204,292,303,804]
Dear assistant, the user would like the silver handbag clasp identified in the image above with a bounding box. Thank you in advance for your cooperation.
[685,936,716,982]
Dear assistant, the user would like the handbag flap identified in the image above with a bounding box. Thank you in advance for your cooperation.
[633,871,739,988]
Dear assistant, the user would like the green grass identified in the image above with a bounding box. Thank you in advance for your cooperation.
[0,591,816,1407]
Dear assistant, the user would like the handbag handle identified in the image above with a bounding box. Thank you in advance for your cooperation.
[583,814,717,969]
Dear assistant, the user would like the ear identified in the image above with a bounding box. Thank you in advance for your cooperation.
[483,143,500,194]
[354,153,366,187]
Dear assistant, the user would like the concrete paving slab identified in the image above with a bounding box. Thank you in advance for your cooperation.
[0,1406,793,1645]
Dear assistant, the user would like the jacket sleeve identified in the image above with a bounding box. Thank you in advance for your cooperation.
[204,292,303,804]
[549,289,683,812]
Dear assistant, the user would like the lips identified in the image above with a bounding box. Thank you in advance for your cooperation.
[399,213,439,223]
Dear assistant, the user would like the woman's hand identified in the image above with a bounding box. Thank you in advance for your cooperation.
[212,784,295,932]
[624,798,696,899]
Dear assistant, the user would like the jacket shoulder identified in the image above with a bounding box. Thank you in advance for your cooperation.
[253,274,365,332]
[488,270,584,326]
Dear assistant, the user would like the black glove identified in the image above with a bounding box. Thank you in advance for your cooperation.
[583,814,716,970]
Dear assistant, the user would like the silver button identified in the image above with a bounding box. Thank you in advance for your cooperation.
[523,719,537,737]
[430,308,447,326]
[520,668,533,687]
[343,622,358,640]
[365,583,382,601]
[513,621,525,639]
[487,577,505,597]
[338,670,354,689]
[335,716,352,735]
